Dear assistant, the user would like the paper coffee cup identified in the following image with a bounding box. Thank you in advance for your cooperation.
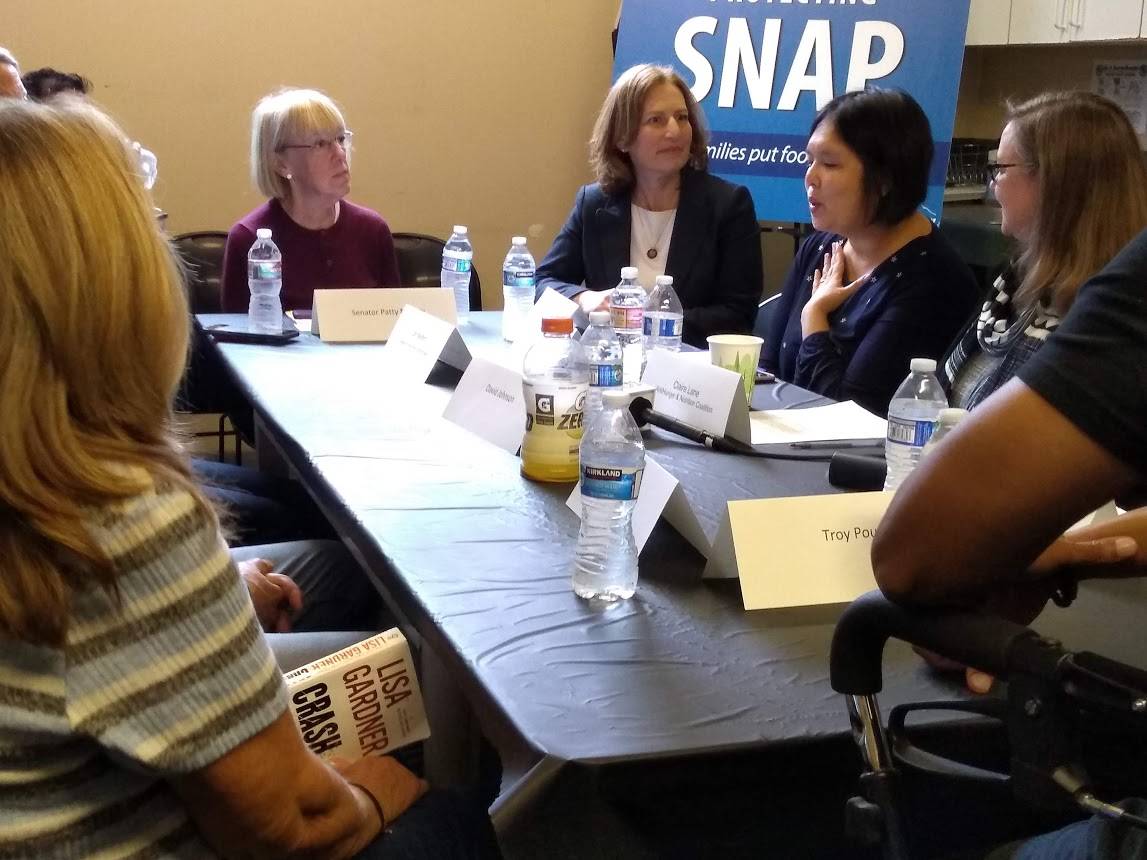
[707,334,764,404]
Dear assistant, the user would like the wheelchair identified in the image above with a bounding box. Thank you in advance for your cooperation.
[830,589,1147,859]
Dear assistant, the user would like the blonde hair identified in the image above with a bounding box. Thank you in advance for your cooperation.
[1007,91,1147,309]
[589,64,709,195]
[0,98,208,646]
[250,88,347,199]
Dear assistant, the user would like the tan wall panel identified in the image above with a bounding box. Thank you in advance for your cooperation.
[7,1,620,309]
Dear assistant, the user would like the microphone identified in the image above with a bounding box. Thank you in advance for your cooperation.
[627,397,749,454]
[828,452,887,491]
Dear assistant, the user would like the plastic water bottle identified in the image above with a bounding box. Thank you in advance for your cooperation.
[643,274,684,353]
[884,358,948,492]
[502,236,536,343]
[573,388,646,602]
[581,310,623,423]
[609,266,646,383]
[521,317,589,483]
[247,228,282,333]
[441,226,473,318]
[922,408,968,458]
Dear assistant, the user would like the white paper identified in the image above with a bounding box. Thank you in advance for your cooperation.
[748,401,887,445]
[642,349,745,440]
[443,357,526,454]
[566,457,678,552]
[383,305,470,381]
[1093,62,1147,135]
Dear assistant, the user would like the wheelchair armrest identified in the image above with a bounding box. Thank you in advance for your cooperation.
[830,590,1061,695]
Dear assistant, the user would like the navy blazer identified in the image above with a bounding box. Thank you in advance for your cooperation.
[535,168,763,347]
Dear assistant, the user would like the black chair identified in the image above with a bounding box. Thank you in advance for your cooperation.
[752,294,781,363]
[172,230,241,463]
[392,231,482,311]
[830,589,1147,859]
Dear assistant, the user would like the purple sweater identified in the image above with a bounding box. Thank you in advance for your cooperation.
[220,198,401,313]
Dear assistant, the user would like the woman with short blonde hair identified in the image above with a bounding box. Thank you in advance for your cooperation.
[0,97,498,860]
[942,91,1147,410]
[537,63,762,346]
[220,87,400,313]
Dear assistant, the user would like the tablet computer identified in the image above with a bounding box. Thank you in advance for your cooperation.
[203,317,300,346]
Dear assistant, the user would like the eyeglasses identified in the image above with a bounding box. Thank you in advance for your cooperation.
[986,161,1033,182]
[278,130,354,154]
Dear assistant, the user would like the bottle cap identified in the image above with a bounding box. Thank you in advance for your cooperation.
[512,235,527,246]
[655,275,674,287]
[621,266,639,279]
[453,225,468,235]
[937,407,968,426]
[602,389,631,408]
[541,317,574,334]
[588,310,610,326]
[909,357,936,373]
[256,228,272,239]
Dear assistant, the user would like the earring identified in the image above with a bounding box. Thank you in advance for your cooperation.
[285,173,293,180]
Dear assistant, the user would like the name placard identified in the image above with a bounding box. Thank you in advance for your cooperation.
[383,305,471,382]
[642,349,750,443]
[313,288,456,343]
[442,357,526,454]
[703,492,893,611]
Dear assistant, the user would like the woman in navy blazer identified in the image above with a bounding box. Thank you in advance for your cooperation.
[535,64,762,348]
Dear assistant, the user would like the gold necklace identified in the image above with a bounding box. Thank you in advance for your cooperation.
[634,202,674,260]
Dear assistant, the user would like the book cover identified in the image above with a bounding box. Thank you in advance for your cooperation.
[284,629,431,759]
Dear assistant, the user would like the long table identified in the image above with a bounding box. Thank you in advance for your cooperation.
[199,312,1146,858]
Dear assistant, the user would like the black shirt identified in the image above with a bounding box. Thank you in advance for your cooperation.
[1018,227,1147,479]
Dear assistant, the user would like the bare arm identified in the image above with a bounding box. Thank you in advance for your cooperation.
[172,711,425,859]
[872,377,1141,605]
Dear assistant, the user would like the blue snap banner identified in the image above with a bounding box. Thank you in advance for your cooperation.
[614,0,971,224]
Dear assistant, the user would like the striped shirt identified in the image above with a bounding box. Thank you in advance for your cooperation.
[0,477,288,858]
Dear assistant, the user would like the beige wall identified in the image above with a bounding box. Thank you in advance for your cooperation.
[7,1,620,310]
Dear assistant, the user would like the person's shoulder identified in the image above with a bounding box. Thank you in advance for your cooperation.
[903,225,977,290]
[339,199,392,233]
[685,169,752,208]
[231,201,274,238]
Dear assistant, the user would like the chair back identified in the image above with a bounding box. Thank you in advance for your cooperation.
[752,294,781,363]
[392,231,482,311]
[173,231,229,314]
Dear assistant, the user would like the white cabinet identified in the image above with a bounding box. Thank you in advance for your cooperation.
[967,0,1012,45]
[1009,0,1071,44]
[1069,0,1143,41]
[1009,0,1144,43]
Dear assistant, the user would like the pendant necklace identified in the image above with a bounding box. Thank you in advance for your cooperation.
[637,202,674,260]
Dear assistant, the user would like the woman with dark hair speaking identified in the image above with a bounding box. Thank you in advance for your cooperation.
[762,88,979,416]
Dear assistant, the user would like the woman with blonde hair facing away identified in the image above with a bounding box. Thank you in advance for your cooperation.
[940,91,1147,410]
[536,63,763,346]
[0,98,498,859]
[220,88,400,313]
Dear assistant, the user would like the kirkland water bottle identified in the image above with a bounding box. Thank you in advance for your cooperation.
[573,388,646,602]
[609,266,646,383]
[247,228,283,333]
[502,236,537,343]
[581,310,623,423]
[441,226,473,318]
[643,274,683,353]
[921,408,968,458]
[521,317,589,482]
[883,358,948,492]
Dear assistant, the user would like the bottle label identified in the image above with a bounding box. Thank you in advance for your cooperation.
[503,271,536,288]
[581,465,644,501]
[643,315,682,337]
[442,250,472,273]
[610,306,644,331]
[248,262,281,281]
[589,363,622,388]
[886,416,936,448]
[523,382,586,435]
